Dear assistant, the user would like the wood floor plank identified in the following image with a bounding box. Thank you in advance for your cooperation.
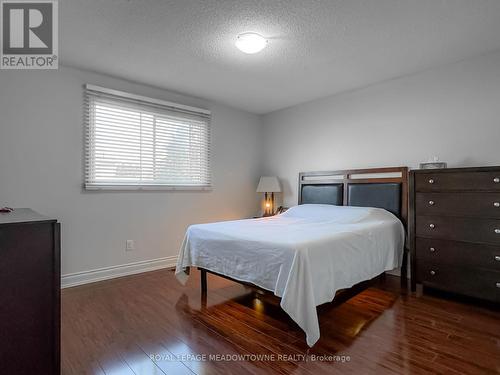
[61,269,500,375]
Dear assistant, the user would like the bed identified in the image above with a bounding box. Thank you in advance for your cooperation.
[176,167,408,347]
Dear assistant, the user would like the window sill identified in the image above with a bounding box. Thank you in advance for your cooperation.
[84,184,212,191]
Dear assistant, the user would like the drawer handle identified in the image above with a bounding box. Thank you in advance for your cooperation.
[496,282,500,288]
[429,223,435,229]
[495,255,500,261]
[494,177,500,183]
[430,247,436,252]
[428,178,435,184]
[494,202,500,208]
[430,270,436,276]
[429,200,435,206]
[495,229,500,234]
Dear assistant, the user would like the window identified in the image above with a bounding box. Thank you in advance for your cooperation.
[84,85,211,190]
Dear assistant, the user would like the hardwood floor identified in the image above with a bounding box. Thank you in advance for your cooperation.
[62,269,500,374]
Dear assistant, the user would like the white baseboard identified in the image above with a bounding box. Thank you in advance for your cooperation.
[61,256,178,289]
[386,268,401,277]
[386,256,411,279]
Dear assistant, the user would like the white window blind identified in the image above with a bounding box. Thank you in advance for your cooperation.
[84,85,211,190]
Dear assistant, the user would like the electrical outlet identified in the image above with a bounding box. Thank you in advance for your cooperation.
[126,240,135,251]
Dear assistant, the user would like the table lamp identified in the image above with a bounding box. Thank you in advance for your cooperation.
[256,176,281,216]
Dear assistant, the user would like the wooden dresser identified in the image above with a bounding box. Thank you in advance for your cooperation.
[0,209,60,374]
[409,167,500,302]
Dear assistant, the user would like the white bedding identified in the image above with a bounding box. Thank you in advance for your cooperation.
[175,204,405,347]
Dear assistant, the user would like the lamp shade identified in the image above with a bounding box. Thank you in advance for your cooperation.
[256,176,281,193]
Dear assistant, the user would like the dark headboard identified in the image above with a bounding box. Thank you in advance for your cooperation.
[298,167,408,227]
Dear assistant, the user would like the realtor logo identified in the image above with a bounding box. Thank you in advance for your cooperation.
[1,0,58,69]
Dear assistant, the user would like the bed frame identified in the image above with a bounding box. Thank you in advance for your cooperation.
[199,166,409,295]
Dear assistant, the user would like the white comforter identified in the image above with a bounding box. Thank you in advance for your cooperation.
[175,204,405,347]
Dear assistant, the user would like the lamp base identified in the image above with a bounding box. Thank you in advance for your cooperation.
[263,192,275,216]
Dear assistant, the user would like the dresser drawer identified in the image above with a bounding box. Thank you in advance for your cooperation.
[417,262,500,302]
[416,215,500,245]
[416,238,500,270]
[415,171,500,192]
[416,192,500,218]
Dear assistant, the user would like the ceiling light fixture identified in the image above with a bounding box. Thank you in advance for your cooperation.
[235,32,268,54]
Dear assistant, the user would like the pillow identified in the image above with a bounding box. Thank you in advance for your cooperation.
[281,204,378,223]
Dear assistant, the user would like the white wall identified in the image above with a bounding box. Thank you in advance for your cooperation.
[0,66,263,279]
[262,51,500,207]
[3,50,500,283]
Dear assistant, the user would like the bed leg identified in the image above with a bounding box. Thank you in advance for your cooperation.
[200,268,207,295]
[400,249,408,289]
[416,283,423,297]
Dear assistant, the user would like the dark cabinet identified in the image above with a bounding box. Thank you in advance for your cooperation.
[410,167,500,302]
[0,209,60,374]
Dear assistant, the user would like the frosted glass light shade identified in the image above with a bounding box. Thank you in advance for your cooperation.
[235,32,268,54]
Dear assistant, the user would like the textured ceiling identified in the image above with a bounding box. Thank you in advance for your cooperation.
[61,0,500,114]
